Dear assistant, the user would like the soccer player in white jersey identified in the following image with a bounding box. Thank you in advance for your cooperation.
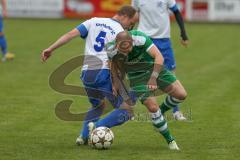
[41,6,137,145]
[132,0,189,120]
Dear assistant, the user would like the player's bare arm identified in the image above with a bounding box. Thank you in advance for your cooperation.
[110,59,135,108]
[147,45,164,91]
[41,28,80,62]
[1,0,7,17]
[109,61,121,96]
[172,7,189,47]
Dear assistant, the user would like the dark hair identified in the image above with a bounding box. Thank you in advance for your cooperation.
[117,5,136,18]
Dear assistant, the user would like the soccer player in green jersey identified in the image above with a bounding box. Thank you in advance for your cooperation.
[110,30,187,115]
[90,30,187,150]
[132,0,189,120]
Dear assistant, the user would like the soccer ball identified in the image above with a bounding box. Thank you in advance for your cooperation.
[90,127,114,149]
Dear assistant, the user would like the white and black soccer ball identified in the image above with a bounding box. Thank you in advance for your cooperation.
[90,127,114,149]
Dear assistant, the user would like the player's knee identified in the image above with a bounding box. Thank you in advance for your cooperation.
[91,99,106,109]
[176,90,187,101]
[173,81,187,100]
[120,103,133,110]
[125,107,134,118]
[143,99,159,113]
[0,32,4,36]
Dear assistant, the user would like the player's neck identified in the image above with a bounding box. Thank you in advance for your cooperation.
[111,15,121,25]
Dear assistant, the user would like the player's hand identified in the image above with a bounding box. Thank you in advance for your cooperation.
[147,77,158,91]
[181,39,189,47]
[41,48,52,62]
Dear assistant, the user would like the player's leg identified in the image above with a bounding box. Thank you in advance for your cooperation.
[78,68,136,144]
[128,81,179,149]
[159,79,187,115]
[91,69,137,129]
[165,45,187,120]
[88,103,134,144]
[162,46,186,120]
[0,16,14,62]
[142,96,179,150]
[154,38,186,120]
[77,69,110,145]
[94,107,131,129]
[76,86,106,145]
[0,16,7,62]
[94,93,136,129]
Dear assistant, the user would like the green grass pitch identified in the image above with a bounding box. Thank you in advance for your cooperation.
[0,19,240,160]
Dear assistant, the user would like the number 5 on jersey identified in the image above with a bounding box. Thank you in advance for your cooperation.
[94,31,107,52]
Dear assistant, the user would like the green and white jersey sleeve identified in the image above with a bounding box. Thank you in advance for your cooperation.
[130,30,154,52]
[105,41,118,59]
[127,30,155,71]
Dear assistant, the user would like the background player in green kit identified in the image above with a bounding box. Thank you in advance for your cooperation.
[91,30,187,150]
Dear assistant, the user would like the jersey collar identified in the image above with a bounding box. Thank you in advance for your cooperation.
[110,18,121,26]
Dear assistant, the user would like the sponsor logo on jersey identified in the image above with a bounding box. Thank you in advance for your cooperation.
[96,23,116,35]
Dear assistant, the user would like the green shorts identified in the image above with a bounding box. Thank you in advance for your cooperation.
[128,69,177,103]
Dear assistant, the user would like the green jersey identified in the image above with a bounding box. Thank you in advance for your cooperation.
[108,30,177,103]
[125,30,155,78]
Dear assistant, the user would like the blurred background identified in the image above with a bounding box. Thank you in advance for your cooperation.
[2,0,240,22]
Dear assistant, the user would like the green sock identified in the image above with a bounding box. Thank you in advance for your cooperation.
[160,129,174,143]
[151,109,174,143]
[160,103,171,115]
[160,95,184,114]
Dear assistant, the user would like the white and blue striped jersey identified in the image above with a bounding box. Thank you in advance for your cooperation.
[76,18,124,70]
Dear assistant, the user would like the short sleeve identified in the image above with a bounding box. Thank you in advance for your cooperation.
[131,30,154,52]
[167,0,177,9]
[105,41,118,59]
[144,34,154,52]
[76,18,94,38]
[131,0,139,11]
